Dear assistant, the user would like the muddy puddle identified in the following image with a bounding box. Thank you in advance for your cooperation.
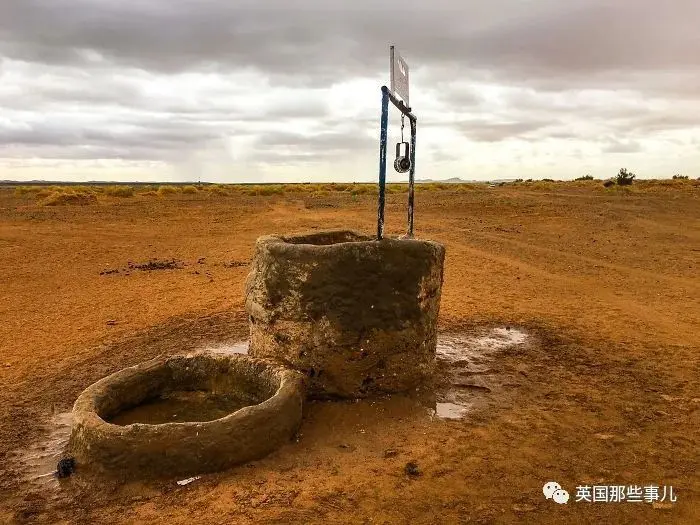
[203,341,249,355]
[432,327,529,420]
[11,411,73,494]
[196,327,529,421]
[109,391,251,425]
[198,329,529,421]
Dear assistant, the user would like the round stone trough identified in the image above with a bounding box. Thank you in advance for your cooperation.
[245,230,446,398]
[69,353,304,478]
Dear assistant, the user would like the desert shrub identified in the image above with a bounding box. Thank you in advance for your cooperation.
[603,180,615,188]
[351,185,374,196]
[672,174,689,180]
[140,191,158,197]
[513,179,524,183]
[207,186,228,196]
[14,186,45,196]
[258,185,285,196]
[181,185,199,194]
[243,185,285,196]
[136,185,159,194]
[104,185,134,197]
[542,178,555,182]
[157,185,180,196]
[40,192,97,206]
[614,168,635,186]
[35,189,53,198]
[386,184,408,194]
[575,175,594,181]
[525,179,533,182]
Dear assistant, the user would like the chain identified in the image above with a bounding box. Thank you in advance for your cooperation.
[401,113,405,143]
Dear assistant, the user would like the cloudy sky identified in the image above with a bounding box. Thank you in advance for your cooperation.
[1,1,699,183]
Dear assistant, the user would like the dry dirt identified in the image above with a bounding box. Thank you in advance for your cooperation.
[0,185,698,524]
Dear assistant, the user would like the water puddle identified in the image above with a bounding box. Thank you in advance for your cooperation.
[12,411,73,491]
[196,331,529,422]
[203,341,249,355]
[109,391,251,425]
[432,327,529,420]
[435,402,472,420]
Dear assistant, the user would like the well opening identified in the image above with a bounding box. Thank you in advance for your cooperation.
[279,230,372,246]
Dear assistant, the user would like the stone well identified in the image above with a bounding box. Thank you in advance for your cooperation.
[70,353,304,478]
[245,230,445,398]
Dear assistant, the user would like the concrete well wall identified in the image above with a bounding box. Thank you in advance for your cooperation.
[245,230,446,398]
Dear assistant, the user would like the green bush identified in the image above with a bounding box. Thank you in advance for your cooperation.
[575,175,594,181]
[614,168,635,186]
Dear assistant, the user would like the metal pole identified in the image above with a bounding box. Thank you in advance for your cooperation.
[377,86,390,240]
[408,117,417,237]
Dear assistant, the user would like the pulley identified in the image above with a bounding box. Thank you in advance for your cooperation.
[394,113,411,173]
[394,142,411,173]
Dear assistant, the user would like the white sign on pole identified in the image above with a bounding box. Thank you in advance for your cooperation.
[390,45,410,107]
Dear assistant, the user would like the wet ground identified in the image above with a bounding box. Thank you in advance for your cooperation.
[10,412,73,494]
[10,327,529,499]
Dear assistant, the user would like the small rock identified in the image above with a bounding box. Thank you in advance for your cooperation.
[176,476,200,486]
[56,457,76,478]
[594,433,614,440]
[2,363,11,368]
[512,504,536,512]
[384,449,399,459]
[661,394,681,402]
[251,495,269,507]
[106,320,117,326]
[197,257,206,264]
[404,461,421,477]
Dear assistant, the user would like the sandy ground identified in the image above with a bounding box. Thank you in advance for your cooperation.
[0,184,698,524]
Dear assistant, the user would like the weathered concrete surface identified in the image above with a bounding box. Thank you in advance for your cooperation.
[245,230,446,398]
[69,354,304,479]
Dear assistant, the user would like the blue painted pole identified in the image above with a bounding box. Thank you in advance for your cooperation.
[377,86,390,240]
[408,117,417,237]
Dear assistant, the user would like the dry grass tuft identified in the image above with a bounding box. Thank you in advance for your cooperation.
[103,186,134,197]
[40,192,98,206]
[157,185,181,196]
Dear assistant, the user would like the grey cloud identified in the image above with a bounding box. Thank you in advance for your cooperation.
[2,1,698,87]
[249,126,376,164]
[448,119,555,143]
[601,139,643,154]
[2,0,700,170]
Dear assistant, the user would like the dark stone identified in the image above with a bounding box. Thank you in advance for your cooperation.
[405,461,421,477]
[56,457,76,478]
